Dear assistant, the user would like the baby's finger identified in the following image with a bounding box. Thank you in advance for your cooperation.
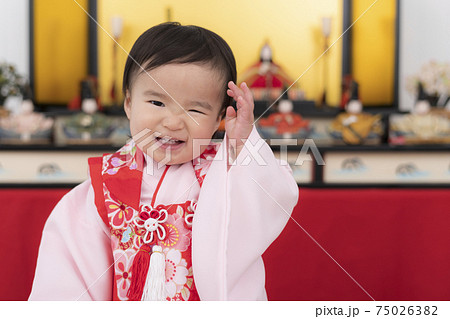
[227,89,235,98]
[236,96,253,122]
[228,80,238,89]
[240,82,254,106]
[228,81,244,101]
[225,105,236,121]
[237,104,252,124]
[236,96,245,110]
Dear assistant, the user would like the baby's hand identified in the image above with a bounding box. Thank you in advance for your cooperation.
[225,81,254,159]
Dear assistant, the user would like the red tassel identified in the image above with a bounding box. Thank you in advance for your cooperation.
[127,244,151,301]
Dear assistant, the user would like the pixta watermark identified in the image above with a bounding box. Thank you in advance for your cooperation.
[129,128,325,175]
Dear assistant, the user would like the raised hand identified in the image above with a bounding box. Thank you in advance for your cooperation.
[225,81,254,158]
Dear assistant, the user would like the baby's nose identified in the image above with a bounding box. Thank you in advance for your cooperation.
[162,113,184,131]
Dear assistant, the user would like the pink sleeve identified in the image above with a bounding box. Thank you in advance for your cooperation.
[192,126,299,300]
[28,180,114,301]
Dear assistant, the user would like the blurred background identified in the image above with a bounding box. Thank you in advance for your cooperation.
[0,0,449,301]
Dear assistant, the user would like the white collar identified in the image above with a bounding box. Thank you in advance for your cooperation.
[142,151,167,180]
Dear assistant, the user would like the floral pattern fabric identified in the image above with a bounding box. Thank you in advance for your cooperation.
[192,144,219,187]
[98,140,218,301]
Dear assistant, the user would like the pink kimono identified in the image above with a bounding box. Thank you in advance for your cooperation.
[29,127,299,300]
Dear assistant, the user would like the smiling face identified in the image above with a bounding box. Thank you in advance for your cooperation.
[124,63,224,165]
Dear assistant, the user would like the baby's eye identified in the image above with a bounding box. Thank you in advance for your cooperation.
[189,109,206,115]
[148,100,164,107]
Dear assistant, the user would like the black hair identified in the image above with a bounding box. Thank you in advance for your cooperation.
[122,22,237,117]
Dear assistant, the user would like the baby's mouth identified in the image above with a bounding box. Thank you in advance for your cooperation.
[155,136,185,145]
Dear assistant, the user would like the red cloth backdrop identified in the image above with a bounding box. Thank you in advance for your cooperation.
[0,189,70,301]
[1,187,449,301]
[264,188,450,301]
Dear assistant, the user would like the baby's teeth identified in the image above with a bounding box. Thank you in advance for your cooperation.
[160,137,178,144]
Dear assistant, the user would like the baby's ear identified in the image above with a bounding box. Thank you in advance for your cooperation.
[124,90,132,119]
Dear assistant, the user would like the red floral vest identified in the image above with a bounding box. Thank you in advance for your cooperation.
[88,140,217,301]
